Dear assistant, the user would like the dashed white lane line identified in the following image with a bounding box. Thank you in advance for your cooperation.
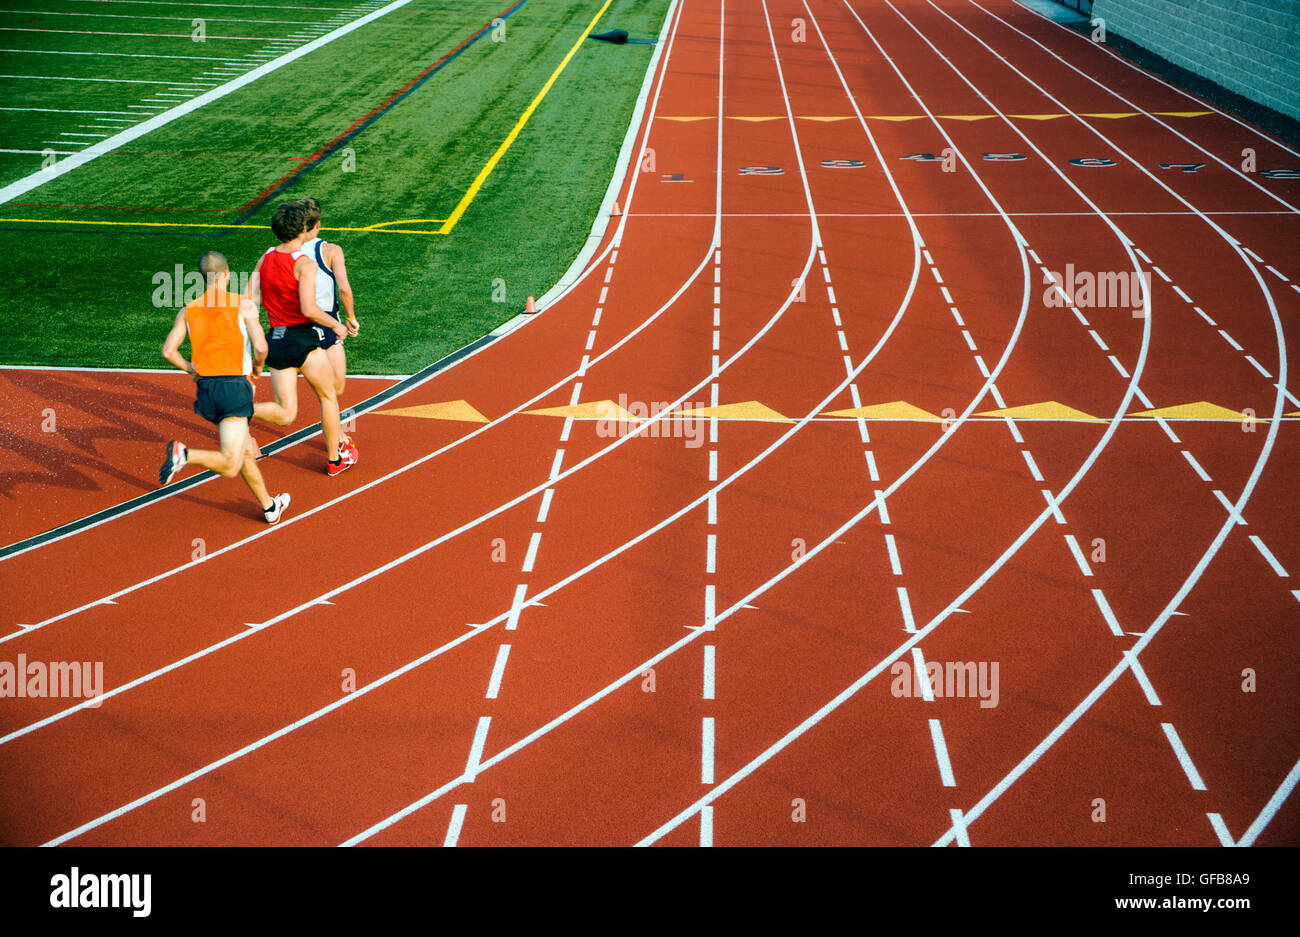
[929,718,956,787]
[898,586,916,633]
[700,805,713,847]
[1107,355,1130,378]
[701,717,715,784]
[1249,535,1289,577]
[463,716,491,782]
[520,531,543,573]
[1265,264,1287,282]
[949,808,970,847]
[1041,489,1066,524]
[485,644,512,700]
[1161,722,1207,791]
[1091,588,1123,637]
[1020,450,1044,482]
[1217,329,1243,352]
[911,647,934,701]
[1123,649,1163,706]
[1180,450,1212,482]
[505,583,527,631]
[1063,533,1092,577]
[703,645,716,700]
[535,488,555,524]
[1244,355,1272,379]
[443,803,468,847]
[884,534,903,575]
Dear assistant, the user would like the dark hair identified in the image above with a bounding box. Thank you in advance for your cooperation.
[270,201,309,243]
[299,197,321,230]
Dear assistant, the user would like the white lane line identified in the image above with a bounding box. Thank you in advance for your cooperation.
[1207,812,1235,847]
[1152,416,1181,444]
[505,583,527,632]
[1063,533,1092,576]
[1107,355,1130,378]
[1192,306,1215,325]
[864,450,880,481]
[703,584,716,631]
[949,808,970,846]
[706,533,717,574]
[1181,450,1211,482]
[898,586,916,633]
[1123,649,1162,706]
[929,719,956,787]
[703,645,715,700]
[1161,722,1207,791]
[1212,489,1247,525]
[874,490,891,525]
[1041,489,1065,524]
[443,804,468,847]
[884,534,902,574]
[464,716,492,782]
[1091,589,1123,637]
[1004,417,1024,444]
[1020,449,1044,482]
[520,532,543,573]
[940,286,952,304]
[1087,329,1108,351]
[701,718,715,784]
[485,644,511,700]
[973,354,989,378]
[1265,265,1287,282]
[961,329,977,350]
[1171,285,1192,303]
[548,449,565,480]
[911,647,934,701]
[700,805,713,847]
[950,306,964,326]
[930,266,943,284]
[1248,535,1289,577]
[535,488,555,524]
[0,0,423,205]
[1244,355,1272,379]
[1237,757,1300,846]
[1151,265,1171,283]
[1217,329,1243,351]
[827,285,837,303]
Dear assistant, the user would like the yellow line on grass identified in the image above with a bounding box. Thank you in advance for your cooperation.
[0,217,441,234]
[437,0,615,236]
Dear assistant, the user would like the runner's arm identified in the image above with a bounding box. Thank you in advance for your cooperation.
[296,256,347,339]
[241,297,268,379]
[328,243,359,337]
[161,309,197,379]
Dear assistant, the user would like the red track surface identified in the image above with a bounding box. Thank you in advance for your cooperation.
[1,0,1298,847]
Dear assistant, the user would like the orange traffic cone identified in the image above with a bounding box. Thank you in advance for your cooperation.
[526,296,537,314]
[612,200,622,216]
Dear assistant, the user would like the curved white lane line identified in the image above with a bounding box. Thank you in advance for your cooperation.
[630,0,1156,847]
[968,0,1300,218]
[43,0,987,844]
[918,0,1289,846]
[341,0,1044,847]
[0,0,675,567]
[1007,0,1300,162]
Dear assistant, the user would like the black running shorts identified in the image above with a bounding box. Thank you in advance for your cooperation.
[194,375,254,425]
[266,323,327,371]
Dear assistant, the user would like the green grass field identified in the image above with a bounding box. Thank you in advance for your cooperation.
[0,0,671,374]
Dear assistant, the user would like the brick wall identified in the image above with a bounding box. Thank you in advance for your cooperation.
[1089,0,1300,120]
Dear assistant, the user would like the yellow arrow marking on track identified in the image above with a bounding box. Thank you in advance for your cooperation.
[976,402,1104,422]
[675,401,792,421]
[1130,402,1257,420]
[824,401,943,421]
[526,400,642,421]
[375,401,489,423]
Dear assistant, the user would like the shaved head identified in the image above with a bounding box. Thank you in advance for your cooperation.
[199,251,228,285]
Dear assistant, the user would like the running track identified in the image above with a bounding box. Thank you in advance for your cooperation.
[1,0,1298,847]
